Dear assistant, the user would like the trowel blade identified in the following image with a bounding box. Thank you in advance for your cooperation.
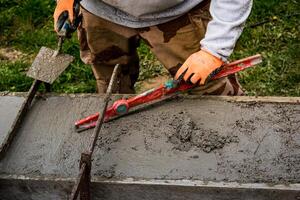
[27,46,74,84]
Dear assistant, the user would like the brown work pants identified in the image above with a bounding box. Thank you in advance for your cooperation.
[78,2,243,95]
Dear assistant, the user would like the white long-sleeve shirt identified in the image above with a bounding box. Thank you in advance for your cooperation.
[80,0,253,60]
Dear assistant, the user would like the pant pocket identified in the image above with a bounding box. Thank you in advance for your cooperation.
[188,2,212,39]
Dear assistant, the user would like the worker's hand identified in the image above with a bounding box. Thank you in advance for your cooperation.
[175,50,223,85]
[53,0,81,36]
[54,0,75,32]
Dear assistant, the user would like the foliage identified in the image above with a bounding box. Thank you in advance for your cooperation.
[232,0,300,96]
[137,41,169,81]
[0,61,32,91]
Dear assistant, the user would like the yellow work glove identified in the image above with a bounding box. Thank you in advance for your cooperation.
[175,50,224,85]
[53,0,76,32]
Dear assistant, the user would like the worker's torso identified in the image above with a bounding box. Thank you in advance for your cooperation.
[80,0,203,28]
[102,0,185,17]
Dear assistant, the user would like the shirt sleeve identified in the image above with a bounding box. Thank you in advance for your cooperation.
[200,0,253,61]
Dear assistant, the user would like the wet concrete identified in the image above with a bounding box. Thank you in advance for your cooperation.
[0,94,299,184]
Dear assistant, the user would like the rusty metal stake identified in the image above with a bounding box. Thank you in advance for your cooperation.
[79,153,91,200]
[69,64,120,200]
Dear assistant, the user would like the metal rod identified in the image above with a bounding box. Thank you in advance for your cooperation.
[0,79,41,159]
[88,64,120,153]
[70,163,87,200]
[52,37,64,57]
[69,64,120,200]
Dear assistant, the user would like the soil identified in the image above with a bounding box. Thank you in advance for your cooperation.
[0,94,299,184]
[0,48,26,62]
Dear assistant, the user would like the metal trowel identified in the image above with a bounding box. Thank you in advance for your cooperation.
[27,38,74,84]
[0,37,74,159]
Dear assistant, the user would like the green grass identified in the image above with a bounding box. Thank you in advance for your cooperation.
[0,0,299,96]
[232,0,300,96]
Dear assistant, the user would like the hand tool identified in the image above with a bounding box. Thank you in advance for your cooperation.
[0,24,77,159]
[75,54,262,132]
[70,64,121,200]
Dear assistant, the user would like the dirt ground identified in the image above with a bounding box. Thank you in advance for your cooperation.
[0,94,299,184]
[0,48,26,61]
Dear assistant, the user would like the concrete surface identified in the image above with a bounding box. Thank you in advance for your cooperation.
[0,95,24,145]
[0,94,299,199]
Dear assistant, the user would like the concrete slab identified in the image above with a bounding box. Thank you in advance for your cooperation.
[0,95,24,145]
[0,94,299,199]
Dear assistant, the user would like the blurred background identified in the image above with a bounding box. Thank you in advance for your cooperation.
[0,0,299,95]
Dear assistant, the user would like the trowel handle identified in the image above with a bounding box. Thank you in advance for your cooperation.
[52,37,64,57]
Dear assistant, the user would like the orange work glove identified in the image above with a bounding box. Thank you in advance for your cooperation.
[175,50,224,85]
[53,0,76,32]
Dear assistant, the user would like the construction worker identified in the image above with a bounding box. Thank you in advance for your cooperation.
[54,0,252,95]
